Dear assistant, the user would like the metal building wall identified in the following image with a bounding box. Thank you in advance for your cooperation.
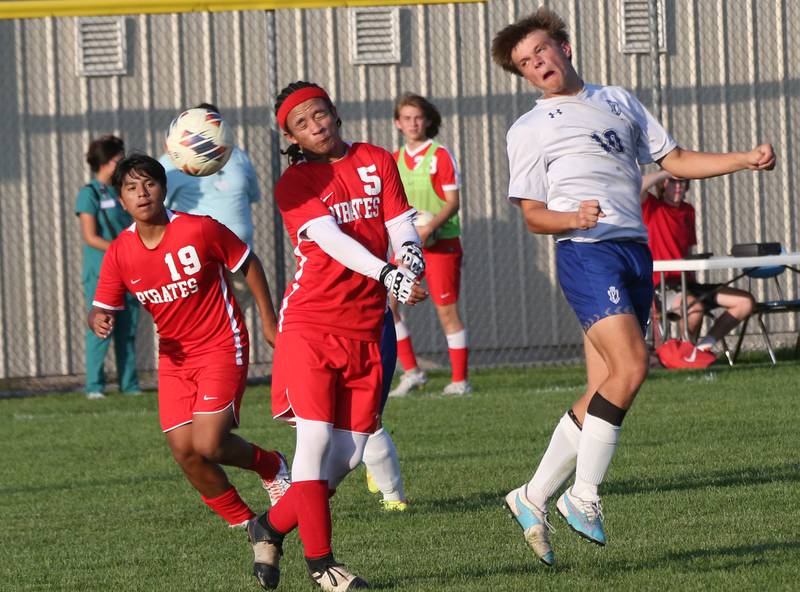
[1,0,798,383]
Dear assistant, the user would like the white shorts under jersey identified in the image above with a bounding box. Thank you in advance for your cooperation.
[506,84,677,242]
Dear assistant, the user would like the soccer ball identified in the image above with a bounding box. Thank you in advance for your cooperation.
[414,210,439,247]
[165,108,233,176]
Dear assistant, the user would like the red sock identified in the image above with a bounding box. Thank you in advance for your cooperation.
[448,347,469,382]
[267,485,300,533]
[201,487,254,526]
[250,445,280,481]
[397,337,418,372]
[295,480,332,559]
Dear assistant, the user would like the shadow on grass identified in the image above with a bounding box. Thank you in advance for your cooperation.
[0,471,179,496]
[412,488,510,514]
[604,462,800,496]
[368,559,566,588]
[604,541,800,574]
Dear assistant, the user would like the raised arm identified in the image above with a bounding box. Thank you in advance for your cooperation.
[658,144,775,180]
[640,170,672,202]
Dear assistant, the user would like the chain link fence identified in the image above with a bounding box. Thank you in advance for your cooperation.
[1,0,798,394]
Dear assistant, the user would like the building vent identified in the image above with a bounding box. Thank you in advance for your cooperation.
[350,7,401,65]
[620,0,666,54]
[76,16,127,77]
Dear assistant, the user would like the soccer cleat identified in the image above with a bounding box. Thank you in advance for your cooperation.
[86,391,105,400]
[247,514,284,590]
[556,488,606,546]
[309,562,369,591]
[261,451,291,506]
[388,369,427,398]
[365,471,379,495]
[504,486,555,566]
[380,499,409,512]
[442,380,472,396]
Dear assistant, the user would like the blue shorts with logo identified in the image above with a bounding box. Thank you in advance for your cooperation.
[556,240,653,334]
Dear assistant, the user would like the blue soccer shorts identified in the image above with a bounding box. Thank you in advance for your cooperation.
[556,239,653,334]
[379,307,397,414]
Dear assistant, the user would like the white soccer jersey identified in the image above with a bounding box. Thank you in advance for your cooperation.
[506,84,677,242]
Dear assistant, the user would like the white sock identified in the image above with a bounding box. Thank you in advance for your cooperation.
[362,428,405,501]
[394,320,410,340]
[445,329,467,349]
[572,413,621,500]
[525,413,581,509]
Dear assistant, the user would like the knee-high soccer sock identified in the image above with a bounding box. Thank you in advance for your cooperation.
[395,320,419,372]
[201,486,254,526]
[295,480,332,560]
[363,427,406,502]
[698,312,742,350]
[525,411,582,509]
[572,393,626,501]
[446,329,469,382]
[249,445,281,481]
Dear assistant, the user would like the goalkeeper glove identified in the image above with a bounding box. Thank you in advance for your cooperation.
[396,241,425,278]
[380,264,416,303]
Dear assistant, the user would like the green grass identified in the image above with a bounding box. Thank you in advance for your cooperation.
[2,362,800,591]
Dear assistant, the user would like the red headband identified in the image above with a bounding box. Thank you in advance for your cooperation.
[276,86,332,130]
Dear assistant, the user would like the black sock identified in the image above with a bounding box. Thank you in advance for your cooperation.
[586,392,627,427]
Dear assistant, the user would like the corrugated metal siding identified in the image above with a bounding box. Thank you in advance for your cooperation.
[1,0,798,381]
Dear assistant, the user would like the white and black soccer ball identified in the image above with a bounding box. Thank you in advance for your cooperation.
[165,108,233,176]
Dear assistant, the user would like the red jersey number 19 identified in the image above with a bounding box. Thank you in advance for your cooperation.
[164,246,202,281]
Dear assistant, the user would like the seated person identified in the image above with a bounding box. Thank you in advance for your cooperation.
[641,171,755,351]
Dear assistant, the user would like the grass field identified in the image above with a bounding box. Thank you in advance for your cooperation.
[2,361,800,592]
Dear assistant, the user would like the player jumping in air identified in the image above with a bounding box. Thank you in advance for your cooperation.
[492,8,775,565]
[247,81,427,592]
[88,155,290,548]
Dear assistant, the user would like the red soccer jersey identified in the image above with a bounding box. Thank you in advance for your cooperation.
[93,211,251,368]
[642,194,697,286]
[275,142,412,341]
[392,139,459,201]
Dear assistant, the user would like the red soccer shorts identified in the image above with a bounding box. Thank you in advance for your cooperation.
[423,237,463,306]
[158,359,249,432]
[271,330,381,434]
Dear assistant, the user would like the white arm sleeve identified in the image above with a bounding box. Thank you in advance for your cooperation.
[304,216,387,281]
[384,209,420,255]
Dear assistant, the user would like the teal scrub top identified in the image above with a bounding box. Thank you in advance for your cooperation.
[75,179,133,281]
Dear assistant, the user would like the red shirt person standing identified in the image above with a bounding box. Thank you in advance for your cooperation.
[247,82,427,592]
[88,154,289,549]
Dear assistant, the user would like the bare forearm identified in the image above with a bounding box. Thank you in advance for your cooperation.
[523,207,578,235]
[660,147,759,180]
[242,255,277,345]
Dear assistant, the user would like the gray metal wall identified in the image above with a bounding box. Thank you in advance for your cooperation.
[1,0,798,383]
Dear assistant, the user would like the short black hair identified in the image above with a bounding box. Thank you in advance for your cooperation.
[195,102,220,114]
[112,153,167,194]
[86,134,125,173]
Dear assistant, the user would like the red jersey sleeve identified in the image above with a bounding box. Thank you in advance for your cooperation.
[275,169,332,241]
[93,242,128,311]
[432,145,459,192]
[201,217,251,272]
[378,148,412,223]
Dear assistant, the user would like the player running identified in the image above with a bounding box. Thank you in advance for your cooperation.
[247,81,426,592]
[492,8,775,565]
[88,155,290,545]
[389,93,471,397]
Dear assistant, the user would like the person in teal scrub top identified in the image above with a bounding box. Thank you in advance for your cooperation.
[75,135,140,399]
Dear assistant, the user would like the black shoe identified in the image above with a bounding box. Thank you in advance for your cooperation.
[307,555,369,591]
[247,513,284,590]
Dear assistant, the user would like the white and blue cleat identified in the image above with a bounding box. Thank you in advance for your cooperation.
[556,488,606,546]
[504,486,555,566]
